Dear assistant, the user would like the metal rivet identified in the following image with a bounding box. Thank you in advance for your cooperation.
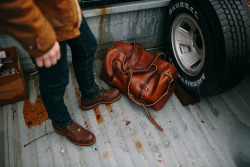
[40,40,45,46]
[29,45,33,50]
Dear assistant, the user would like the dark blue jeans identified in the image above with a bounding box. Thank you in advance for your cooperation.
[33,16,100,126]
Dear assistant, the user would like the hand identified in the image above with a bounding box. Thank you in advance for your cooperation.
[35,41,61,68]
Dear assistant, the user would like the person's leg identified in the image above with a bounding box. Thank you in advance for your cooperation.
[67,15,121,110]
[33,41,72,126]
[32,41,96,146]
[67,16,100,101]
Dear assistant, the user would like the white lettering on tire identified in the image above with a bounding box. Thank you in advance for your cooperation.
[177,72,206,87]
[169,2,198,19]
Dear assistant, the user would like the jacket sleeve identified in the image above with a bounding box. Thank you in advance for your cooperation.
[0,0,56,58]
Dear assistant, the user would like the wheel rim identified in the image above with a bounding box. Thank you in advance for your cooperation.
[171,13,205,76]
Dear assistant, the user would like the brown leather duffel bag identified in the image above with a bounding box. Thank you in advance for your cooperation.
[100,41,177,131]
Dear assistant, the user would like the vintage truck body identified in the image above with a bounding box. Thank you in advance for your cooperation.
[0,0,249,166]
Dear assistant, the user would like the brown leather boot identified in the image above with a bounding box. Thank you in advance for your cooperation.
[52,121,96,146]
[80,87,121,110]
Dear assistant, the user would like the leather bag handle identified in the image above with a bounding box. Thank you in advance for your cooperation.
[123,42,142,72]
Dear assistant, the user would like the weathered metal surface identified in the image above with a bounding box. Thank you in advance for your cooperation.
[83,0,169,17]
[79,0,141,9]
[1,60,250,167]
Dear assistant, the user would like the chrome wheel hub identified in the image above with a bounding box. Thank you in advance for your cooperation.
[171,13,205,76]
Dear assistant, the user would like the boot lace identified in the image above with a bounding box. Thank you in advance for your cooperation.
[67,123,81,135]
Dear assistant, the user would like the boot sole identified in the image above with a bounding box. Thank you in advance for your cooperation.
[80,92,122,110]
[53,128,96,146]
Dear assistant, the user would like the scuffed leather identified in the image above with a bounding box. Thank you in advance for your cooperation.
[81,87,121,110]
[52,121,96,146]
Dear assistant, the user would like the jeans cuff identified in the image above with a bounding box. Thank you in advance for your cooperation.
[52,117,72,127]
[81,84,100,101]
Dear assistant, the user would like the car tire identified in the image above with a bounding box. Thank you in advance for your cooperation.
[166,0,250,96]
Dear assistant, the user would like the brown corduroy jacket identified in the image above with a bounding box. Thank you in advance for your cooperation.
[0,0,82,58]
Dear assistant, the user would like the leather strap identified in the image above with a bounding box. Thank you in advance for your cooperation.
[143,105,164,131]
[123,47,134,69]
[125,42,142,72]
[128,93,164,131]
[126,42,142,90]
[140,51,166,70]
[155,51,167,60]
[138,65,157,100]
[125,43,164,131]
[115,44,166,73]
[129,77,174,107]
